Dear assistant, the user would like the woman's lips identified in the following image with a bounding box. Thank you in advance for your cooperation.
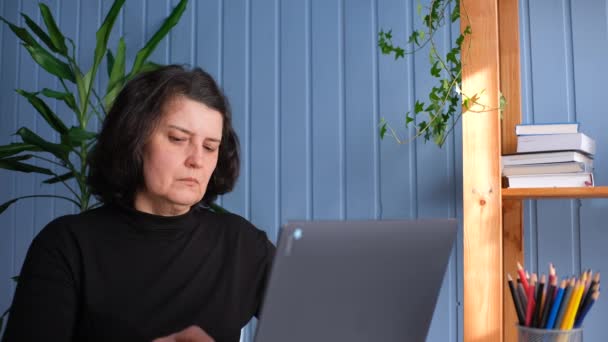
[180,177,199,184]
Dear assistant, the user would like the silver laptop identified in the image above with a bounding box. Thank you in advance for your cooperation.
[254,219,457,342]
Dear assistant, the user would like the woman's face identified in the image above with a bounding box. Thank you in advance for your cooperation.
[134,97,223,216]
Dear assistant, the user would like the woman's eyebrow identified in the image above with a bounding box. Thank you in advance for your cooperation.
[168,124,194,135]
[168,124,221,143]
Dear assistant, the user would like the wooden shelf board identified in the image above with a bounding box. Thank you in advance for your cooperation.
[502,186,608,199]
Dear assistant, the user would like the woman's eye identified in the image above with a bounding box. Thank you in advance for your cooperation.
[169,136,186,142]
[204,145,217,152]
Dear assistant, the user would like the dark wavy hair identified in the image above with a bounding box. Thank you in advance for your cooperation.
[87,65,240,207]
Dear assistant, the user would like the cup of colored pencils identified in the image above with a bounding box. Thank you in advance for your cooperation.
[508,262,600,342]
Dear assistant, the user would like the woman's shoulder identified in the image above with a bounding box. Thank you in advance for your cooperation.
[34,205,117,243]
[196,206,270,241]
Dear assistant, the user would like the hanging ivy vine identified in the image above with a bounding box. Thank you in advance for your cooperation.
[378,0,504,147]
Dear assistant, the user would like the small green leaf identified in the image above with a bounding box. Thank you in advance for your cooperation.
[430,61,442,77]
[43,171,74,184]
[39,3,68,55]
[405,115,414,125]
[379,122,387,139]
[15,89,69,134]
[129,0,187,78]
[451,4,460,22]
[0,155,53,175]
[22,44,74,82]
[0,143,41,158]
[418,30,425,41]
[414,100,424,114]
[394,47,405,60]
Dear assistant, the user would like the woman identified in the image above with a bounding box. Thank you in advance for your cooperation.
[2,65,275,342]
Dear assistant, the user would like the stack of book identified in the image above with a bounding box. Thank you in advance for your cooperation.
[503,123,595,188]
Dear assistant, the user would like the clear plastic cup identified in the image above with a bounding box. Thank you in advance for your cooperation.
[517,325,583,342]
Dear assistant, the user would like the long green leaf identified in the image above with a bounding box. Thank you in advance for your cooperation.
[0,199,18,215]
[0,17,38,46]
[15,89,69,134]
[0,143,42,158]
[107,37,126,92]
[106,49,115,78]
[42,171,74,184]
[61,126,97,147]
[91,0,125,94]
[103,81,123,110]
[22,44,74,82]
[129,0,187,78]
[21,14,58,54]
[139,61,162,73]
[15,127,70,162]
[72,63,87,117]
[40,88,78,113]
[39,3,68,55]
[0,155,54,175]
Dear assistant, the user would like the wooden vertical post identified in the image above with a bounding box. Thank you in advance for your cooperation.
[498,0,524,340]
[461,0,503,341]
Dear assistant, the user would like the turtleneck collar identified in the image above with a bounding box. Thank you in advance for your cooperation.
[108,202,204,239]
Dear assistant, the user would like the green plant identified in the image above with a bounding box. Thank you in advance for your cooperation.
[377,0,505,147]
[0,0,188,333]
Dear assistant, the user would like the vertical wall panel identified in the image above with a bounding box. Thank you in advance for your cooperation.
[250,0,278,242]
[280,0,309,224]
[311,0,343,220]
[572,0,608,339]
[221,0,248,217]
[344,0,376,219]
[377,0,413,220]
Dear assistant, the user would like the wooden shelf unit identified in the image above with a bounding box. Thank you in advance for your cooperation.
[463,1,608,341]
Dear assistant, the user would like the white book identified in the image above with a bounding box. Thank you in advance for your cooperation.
[502,162,592,176]
[507,172,594,188]
[517,133,595,155]
[502,151,593,166]
[515,123,579,135]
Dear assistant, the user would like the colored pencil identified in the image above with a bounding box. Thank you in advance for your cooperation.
[508,274,526,325]
[555,278,576,329]
[525,274,537,326]
[517,262,530,293]
[532,274,546,327]
[578,272,600,317]
[574,291,600,328]
[562,279,585,330]
[517,279,528,312]
[546,280,567,329]
[540,276,557,329]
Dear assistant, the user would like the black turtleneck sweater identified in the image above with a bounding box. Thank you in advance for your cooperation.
[2,204,275,342]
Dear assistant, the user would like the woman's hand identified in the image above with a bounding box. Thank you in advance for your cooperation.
[152,325,215,342]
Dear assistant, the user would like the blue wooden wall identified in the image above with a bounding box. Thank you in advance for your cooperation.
[0,0,606,341]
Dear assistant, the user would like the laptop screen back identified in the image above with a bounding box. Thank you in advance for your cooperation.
[254,219,457,342]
